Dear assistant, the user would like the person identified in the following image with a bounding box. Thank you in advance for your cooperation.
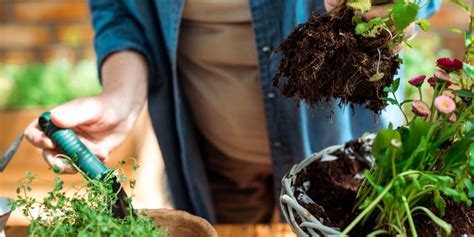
[25,0,440,224]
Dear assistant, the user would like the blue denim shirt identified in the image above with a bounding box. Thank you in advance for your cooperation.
[88,0,440,222]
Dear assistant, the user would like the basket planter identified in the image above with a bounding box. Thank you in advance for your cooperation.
[0,197,12,237]
[280,134,375,236]
[280,133,474,236]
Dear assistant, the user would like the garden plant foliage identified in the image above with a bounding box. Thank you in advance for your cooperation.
[0,60,101,109]
[341,1,474,235]
[10,158,166,237]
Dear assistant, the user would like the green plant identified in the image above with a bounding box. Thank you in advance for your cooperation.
[341,1,474,235]
[9,158,166,236]
[350,0,430,49]
[0,60,101,109]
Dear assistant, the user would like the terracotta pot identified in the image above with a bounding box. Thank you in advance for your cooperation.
[145,209,217,237]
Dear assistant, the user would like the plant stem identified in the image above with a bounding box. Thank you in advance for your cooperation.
[464,1,474,65]
[392,92,409,124]
[402,196,417,237]
[391,149,398,179]
[429,83,440,122]
[417,87,423,101]
[341,180,395,235]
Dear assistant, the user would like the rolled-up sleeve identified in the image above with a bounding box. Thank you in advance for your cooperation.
[88,0,153,79]
[417,0,442,19]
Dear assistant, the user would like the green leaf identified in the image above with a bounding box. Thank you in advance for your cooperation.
[463,178,474,198]
[465,31,472,48]
[415,19,430,31]
[403,118,431,159]
[466,118,474,141]
[440,186,459,197]
[347,0,371,12]
[369,72,385,82]
[392,78,401,92]
[381,97,397,105]
[444,139,470,166]
[373,129,401,158]
[434,190,446,215]
[450,0,469,11]
[392,0,419,32]
[449,27,464,34]
[452,89,474,98]
[355,17,390,37]
[412,206,452,234]
[464,62,474,79]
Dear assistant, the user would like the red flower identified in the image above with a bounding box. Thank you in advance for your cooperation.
[408,75,425,87]
[446,80,453,88]
[427,77,436,86]
[436,58,463,71]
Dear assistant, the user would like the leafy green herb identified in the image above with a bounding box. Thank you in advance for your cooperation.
[10,159,166,237]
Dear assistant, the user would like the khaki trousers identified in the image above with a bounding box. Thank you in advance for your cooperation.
[204,144,275,224]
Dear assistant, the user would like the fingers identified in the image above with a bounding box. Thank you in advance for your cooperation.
[25,120,55,150]
[50,97,104,129]
[77,135,110,163]
[392,23,416,53]
[324,0,340,12]
[403,23,416,41]
[42,139,109,175]
[359,4,392,21]
[43,149,78,174]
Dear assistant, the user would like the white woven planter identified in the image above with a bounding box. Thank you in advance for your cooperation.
[280,134,375,237]
[0,197,12,237]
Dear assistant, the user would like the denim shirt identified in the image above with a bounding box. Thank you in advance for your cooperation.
[88,0,440,222]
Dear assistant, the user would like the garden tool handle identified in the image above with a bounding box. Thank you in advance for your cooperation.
[38,111,110,180]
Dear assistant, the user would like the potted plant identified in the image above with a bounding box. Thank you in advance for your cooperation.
[9,159,217,237]
[279,0,474,236]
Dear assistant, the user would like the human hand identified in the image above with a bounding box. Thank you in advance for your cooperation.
[324,0,416,53]
[25,93,142,174]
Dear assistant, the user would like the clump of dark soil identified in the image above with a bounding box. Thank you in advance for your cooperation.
[273,7,400,113]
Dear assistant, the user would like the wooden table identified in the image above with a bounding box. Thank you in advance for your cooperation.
[6,224,295,237]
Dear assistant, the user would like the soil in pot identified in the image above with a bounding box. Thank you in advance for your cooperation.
[293,140,474,236]
[273,8,400,114]
[293,139,373,236]
[414,200,474,236]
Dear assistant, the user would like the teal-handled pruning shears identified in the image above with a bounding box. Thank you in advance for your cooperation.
[0,111,132,218]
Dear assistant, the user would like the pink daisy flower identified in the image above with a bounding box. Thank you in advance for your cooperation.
[434,96,456,114]
[437,58,463,71]
[434,70,450,81]
[449,113,457,123]
[412,100,431,117]
[408,75,426,87]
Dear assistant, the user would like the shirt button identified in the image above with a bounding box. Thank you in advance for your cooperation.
[273,142,282,148]
[267,92,276,99]
[262,46,271,52]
